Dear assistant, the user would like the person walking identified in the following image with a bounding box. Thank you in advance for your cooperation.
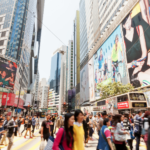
[0,118,6,150]
[32,115,36,137]
[89,114,94,140]
[17,117,22,137]
[123,113,133,150]
[52,113,74,150]
[97,118,114,150]
[41,113,51,141]
[12,116,18,139]
[56,115,64,129]
[21,115,29,136]
[6,116,17,150]
[50,115,55,137]
[147,116,150,149]
[142,111,150,149]
[73,109,84,150]
[113,114,129,150]
[35,116,40,129]
[24,116,32,138]
[97,112,107,135]
[134,111,143,150]
[0,116,8,146]
[83,113,89,147]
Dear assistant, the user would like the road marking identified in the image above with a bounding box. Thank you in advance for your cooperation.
[12,135,40,150]
[28,141,41,150]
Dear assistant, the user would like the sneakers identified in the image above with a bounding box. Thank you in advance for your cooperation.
[24,136,26,139]
[30,137,33,138]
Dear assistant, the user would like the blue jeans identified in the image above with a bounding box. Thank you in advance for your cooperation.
[135,133,141,150]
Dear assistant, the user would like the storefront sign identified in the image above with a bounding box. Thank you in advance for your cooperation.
[132,103,147,107]
[93,107,100,111]
[117,101,129,109]
[100,105,106,110]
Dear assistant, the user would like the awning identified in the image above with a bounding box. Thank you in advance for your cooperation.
[18,106,25,109]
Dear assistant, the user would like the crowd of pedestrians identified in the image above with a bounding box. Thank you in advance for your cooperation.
[41,110,150,150]
[0,114,40,150]
[0,109,150,150]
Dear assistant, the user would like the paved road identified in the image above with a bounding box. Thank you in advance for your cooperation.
[0,120,146,150]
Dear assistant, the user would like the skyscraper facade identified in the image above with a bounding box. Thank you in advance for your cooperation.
[79,0,88,65]
[0,0,45,102]
[73,10,80,108]
[49,46,67,114]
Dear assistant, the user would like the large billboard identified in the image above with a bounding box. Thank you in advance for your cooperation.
[122,0,150,88]
[88,58,95,101]
[93,25,128,99]
[0,57,17,90]
[80,64,89,104]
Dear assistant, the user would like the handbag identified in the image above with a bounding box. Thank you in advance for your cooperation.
[114,125,126,141]
[39,138,46,150]
[44,128,64,150]
[100,129,116,150]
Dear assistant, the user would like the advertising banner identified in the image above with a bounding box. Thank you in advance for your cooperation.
[0,57,17,90]
[144,91,150,107]
[117,101,129,109]
[121,0,150,87]
[88,58,95,101]
[93,25,128,99]
[106,97,118,114]
[80,64,89,104]
[2,93,24,108]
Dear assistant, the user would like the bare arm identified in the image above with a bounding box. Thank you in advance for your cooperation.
[5,77,10,81]
[107,138,113,150]
[138,25,147,61]
[41,127,43,138]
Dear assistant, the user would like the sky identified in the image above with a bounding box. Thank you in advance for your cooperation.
[38,0,80,81]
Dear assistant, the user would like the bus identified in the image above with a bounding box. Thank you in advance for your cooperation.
[95,92,147,114]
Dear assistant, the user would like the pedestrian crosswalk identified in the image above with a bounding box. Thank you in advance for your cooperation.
[1,127,41,150]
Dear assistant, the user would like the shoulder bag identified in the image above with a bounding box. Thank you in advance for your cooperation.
[100,128,116,150]
[44,128,64,150]
[114,124,126,141]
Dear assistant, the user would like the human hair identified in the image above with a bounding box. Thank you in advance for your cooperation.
[108,115,112,119]
[144,111,150,118]
[113,114,122,126]
[103,118,109,125]
[64,113,74,148]
[74,109,83,122]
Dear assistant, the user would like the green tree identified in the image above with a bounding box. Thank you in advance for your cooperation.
[97,82,134,99]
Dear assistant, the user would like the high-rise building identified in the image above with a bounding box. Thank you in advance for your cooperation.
[0,0,45,103]
[49,46,67,114]
[67,40,74,90]
[38,78,49,109]
[73,10,80,108]
[79,0,88,65]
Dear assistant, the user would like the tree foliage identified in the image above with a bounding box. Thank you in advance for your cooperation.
[97,82,134,99]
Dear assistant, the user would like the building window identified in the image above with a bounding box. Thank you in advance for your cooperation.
[1,31,6,37]
[0,17,3,22]
[0,40,4,46]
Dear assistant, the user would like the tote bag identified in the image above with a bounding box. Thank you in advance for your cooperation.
[44,129,64,150]
[114,126,126,142]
